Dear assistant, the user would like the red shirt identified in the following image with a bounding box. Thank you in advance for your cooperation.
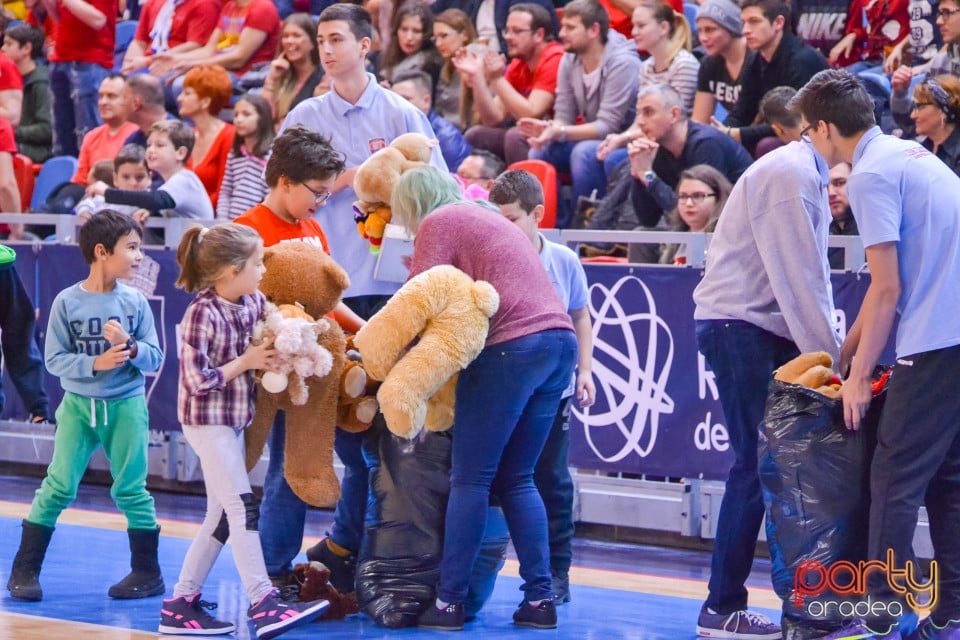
[0,53,23,91]
[215,0,279,75]
[1,118,15,229]
[48,0,117,69]
[134,0,222,54]
[234,203,330,253]
[187,123,235,210]
[504,41,564,99]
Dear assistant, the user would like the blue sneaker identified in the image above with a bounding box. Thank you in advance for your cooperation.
[906,619,960,640]
[248,589,329,639]
[696,605,782,638]
[819,620,902,639]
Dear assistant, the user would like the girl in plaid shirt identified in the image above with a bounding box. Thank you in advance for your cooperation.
[159,224,329,638]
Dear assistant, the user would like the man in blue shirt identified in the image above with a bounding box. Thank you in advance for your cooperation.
[794,68,960,640]
[391,70,472,172]
[262,3,448,596]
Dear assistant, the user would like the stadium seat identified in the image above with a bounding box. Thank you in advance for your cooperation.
[12,154,35,211]
[30,155,78,211]
[684,2,699,38]
[114,20,138,71]
[506,159,558,228]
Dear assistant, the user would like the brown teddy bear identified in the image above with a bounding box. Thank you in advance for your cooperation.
[353,265,499,439]
[774,351,842,398]
[352,133,437,253]
[336,336,381,433]
[244,242,350,508]
[292,560,359,621]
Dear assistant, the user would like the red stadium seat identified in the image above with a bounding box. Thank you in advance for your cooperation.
[12,154,35,212]
[507,159,558,229]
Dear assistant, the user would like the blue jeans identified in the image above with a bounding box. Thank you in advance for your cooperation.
[259,415,369,576]
[50,62,109,158]
[530,140,608,228]
[696,320,799,614]
[0,263,49,419]
[437,329,577,604]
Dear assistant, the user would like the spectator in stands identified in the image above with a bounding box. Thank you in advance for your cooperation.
[261,13,323,129]
[456,3,565,165]
[910,75,960,176]
[123,73,174,149]
[586,84,751,238]
[825,160,857,270]
[47,0,117,158]
[692,112,840,640]
[648,163,732,265]
[884,0,942,74]
[0,21,22,127]
[456,149,506,192]
[597,0,685,39]
[3,23,50,163]
[828,0,908,72]
[392,70,473,171]
[150,0,280,86]
[177,65,236,209]
[76,145,152,223]
[711,0,828,154]
[756,85,802,146]
[521,0,640,228]
[432,9,477,130]
[90,120,213,220]
[216,93,273,219]
[0,245,51,424]
[118,0,220,75]
[590,0,699,186]
[429,0,559,54]
[376,3,440,87]
[691,0,752,124]
[72,74,141,187]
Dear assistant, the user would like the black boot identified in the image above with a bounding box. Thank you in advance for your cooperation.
[108,527,165,599]
[7,520,54,601]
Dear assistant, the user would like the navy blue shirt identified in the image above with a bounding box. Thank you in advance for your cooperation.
[428,110,472,173]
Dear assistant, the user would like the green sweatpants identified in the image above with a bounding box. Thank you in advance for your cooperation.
[28,391,158,530]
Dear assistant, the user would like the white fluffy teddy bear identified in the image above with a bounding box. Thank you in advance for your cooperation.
[252,301,335,406]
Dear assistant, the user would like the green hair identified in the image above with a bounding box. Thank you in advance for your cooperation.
[390,166,464,232]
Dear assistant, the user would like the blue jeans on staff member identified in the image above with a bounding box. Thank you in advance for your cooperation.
[437,329,577,605]
[695,319,799,615]
[50,61,109,158]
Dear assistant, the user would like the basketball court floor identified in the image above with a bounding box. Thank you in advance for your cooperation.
[0,474,780,639]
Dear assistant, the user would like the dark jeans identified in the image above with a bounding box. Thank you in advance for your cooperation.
[867,343,960,628]
[534,396,575,576]
[50,61,108,158]
[464,125,531,166]
[258,294,390,575]
[437,329,577,604]
[0,262,49,418]
[696,319,799,614]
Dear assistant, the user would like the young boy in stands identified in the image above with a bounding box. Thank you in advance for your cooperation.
[77,145,152,224]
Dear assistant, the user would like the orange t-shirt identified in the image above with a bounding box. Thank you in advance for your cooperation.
[233,202,330,253]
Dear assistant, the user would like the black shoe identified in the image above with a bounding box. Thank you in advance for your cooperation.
[109,527,165,599]
[304,538,356,594]
[418,602,465,631]
[269,572,300,602]
[7,520,54,602]
[513,600,557,629]
[552,573,571,605]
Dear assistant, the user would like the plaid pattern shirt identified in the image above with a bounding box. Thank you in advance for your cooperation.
[177,288,266,429]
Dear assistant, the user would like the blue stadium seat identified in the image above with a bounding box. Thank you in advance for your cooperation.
[30,156,78,211]
[114,20,138,71]
[684,2,699,37]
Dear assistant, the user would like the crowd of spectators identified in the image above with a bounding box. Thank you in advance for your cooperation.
[0,0,958,250]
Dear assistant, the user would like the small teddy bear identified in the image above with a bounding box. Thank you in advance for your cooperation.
[292,560,359,621]
[253,302,334,406]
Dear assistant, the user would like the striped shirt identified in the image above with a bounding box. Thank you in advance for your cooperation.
[216,150,270,220]
[178,288,267,429]
[638,49,700,113]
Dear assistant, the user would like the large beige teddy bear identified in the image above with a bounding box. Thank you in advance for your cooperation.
[353,265,500,439]
[244,242,350,507]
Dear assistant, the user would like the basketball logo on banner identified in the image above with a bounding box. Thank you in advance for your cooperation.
[574,275,675,462]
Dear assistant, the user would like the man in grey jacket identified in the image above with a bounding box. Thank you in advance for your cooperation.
[691,136,842,639]
[518,0,639,227]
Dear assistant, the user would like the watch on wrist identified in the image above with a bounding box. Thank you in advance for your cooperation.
[126,337,136,351]
[643,170,658,184]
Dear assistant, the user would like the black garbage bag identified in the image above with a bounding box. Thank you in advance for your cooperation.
[759,379,883,639]
[356,418,452,628]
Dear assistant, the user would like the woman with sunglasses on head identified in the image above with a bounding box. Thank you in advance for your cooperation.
[910,75,960,176]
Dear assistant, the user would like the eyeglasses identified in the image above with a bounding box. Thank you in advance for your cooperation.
[299,181,332,204]
[677,192,717,204]
[937,7,960,18]
[912,101,936,110]
[504,28,532,36]
[432,31,458,42]
[800,122,816,142]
